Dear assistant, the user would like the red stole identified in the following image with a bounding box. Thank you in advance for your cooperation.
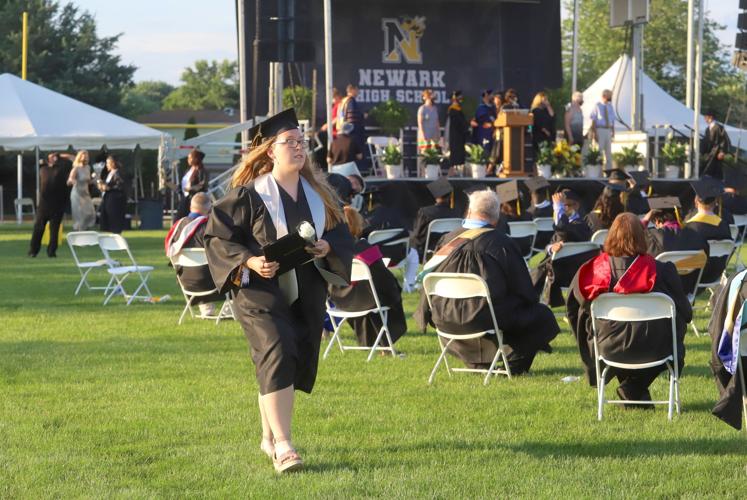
[578,252,657,301]
[356,244,384,266]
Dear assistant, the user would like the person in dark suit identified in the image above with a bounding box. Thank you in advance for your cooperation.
[410,178,459,261]
[176,149,209,220]
[98,155,127,234]
[28,153,72,257]
[701,109,731,180]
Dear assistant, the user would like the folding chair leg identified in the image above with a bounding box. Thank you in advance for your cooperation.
[323,319,345,359]
[428,337,453,385]
[483,348,504,386]
[367,327,387,362]
[690,322,700,337]
[75,268,93,295]
[668,365,675,421]
[598,366,609,421]
[103,276,125,305]
[179,296,195,325]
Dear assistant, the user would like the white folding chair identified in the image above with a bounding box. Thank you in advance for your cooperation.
[591,229,609,246]
[731,214,747,270]
[14,197,35,219]
[542,242,601,303]
[98,234,154,305]
[66,231,115,295]
[170,248,234,325]
[324,259,396,361]
[531,217,554,256]
[591,292,681,421]
[656,250,706,336]
[508,221,538,263]
[368,228,410,269]
[423,218,462,264]
[422,272,512,385]
[367,136,398,177]
[697,239,736,298]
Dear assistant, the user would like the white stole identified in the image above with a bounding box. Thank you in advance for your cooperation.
[252,173,326,304]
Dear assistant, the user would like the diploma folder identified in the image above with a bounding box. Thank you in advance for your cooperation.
[262,231,315,276]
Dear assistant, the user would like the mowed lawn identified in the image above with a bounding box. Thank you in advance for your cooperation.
[1,223,745,498]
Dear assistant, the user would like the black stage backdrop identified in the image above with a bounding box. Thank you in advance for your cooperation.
[241,0,562,120]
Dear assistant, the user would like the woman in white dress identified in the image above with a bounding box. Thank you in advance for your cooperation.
[67,150,96,231]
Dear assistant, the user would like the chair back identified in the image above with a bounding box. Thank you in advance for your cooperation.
[349,258,384,310]
[423,272,491,300]
[591,229,609,246]
[707,239,735,258]
[732,214,747,229]
[551,242,601,261]
[367,136,394,147]
[428,218,462,235]
[367,228,406,245]
[173,247,208,268]
[533,217,554,232]
[508,221,537,239]
[655,250,707,274]
[98,234,134,266]
[67,231,101,248]
[591,292,675,323]
[730,224,739,241]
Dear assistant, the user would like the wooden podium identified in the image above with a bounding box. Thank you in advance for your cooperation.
[496,111,534,177]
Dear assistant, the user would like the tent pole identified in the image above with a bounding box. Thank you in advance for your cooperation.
[685,0,695,109]
[323,0,334,161]
[16,154,23,225]
[692,0,704,179]
[570,0,580,94]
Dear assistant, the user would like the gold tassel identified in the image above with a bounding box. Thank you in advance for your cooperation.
[674,206,682,227]
[450,191,454,209]
[368,193,373,212]
[647,185,652,196]
[516,199,521,216]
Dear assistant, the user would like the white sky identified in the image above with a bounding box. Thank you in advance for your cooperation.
[73,0,739,85]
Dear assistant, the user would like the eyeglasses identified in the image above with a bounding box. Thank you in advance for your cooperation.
[275,138,309,149]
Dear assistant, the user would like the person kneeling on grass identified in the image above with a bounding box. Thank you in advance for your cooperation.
[414,188,560,375]
[566,213,691,406]
[165,192,223,317]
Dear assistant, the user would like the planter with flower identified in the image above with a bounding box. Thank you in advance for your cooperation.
[464,143,488,178]
[536,141,553,178]
[583,145,603,178]
[420,141,443,179]
[613,146,644,173]
[550,140,582,177]
[381,143,403,179]
[661,141,687,179]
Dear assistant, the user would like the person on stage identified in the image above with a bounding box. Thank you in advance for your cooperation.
[589,89,616,170]
[204,108,354,473]
[28,153,72,258]
[530,92,556,154]
[564,91,585,148]
[445,90,469,173]
[410,178,459,262]
[417,89,441,154]
[701,109,731,180]
[487,91,505,175]
[471,89,496,150]
[97,155,127,234]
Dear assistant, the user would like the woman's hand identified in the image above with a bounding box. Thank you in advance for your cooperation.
[246,256,279,279]
[306,239,330,258]
[549,242,564,254]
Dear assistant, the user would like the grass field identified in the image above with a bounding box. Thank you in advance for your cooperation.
[1,223,745,498]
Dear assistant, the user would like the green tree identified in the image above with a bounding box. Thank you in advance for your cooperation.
[282,86,313,121]
[163,60,239,111]
[0,0,136,113]
[120,81,175,119]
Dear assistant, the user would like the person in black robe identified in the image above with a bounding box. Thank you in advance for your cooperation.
[707,269,747,430]
[584,183,626,234]
[685,178,733,284]
[525,177,554,250]
[625,171,651,215]
[28,153,72,257]
[176,149,209,220]
[415,188,560,375]
[495,180,533,256]
[566,213,692,404]
[165,192,223,314]
[446,90,469,169]
[410,178,459,262]
[530,92,556,154]
[471,89,496,149]
[98,155,127,234]
[204,109,354,473]
[722,171,747,218]
[531,187,596,306]
[329,207,407,347]
[701,110,731,180]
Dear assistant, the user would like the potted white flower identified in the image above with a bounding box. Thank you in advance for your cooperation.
[464,143,487,178]
[419,141,442,179]
[535,141,553,178]
[613,146,645,173]
[661,141,687,179]
[381,143,403,179]
[583,145,603,178]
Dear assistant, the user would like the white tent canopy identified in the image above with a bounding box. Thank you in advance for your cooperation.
[0,73,166,151]
[581,55,747,148]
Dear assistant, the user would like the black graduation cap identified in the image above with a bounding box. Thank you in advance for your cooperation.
[724,169,747,192]
[556,185,582,202]
[691,177,724,202]
[647,196,681,211]
[495,180,520,203]
[604,168,630,182]
[601,181,628,194]
[524,176,550,193]
[327,173,353,203]
[627,170,651,187]
[427,178,453,199]
[248,108,299,147]
[451,90,463,100]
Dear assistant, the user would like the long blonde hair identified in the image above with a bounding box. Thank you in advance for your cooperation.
[231,137,343,230]
[73,150,89,168]
[530,91,547,110]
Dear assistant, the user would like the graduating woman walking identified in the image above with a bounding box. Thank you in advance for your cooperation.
[205,109,353,473]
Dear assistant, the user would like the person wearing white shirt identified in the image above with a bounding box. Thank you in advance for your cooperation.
[589,89,615,170]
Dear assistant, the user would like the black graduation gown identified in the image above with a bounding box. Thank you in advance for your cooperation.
[722,193,747,217]
[362,206,410,265]
[646,225,709,294]
[686,216,732,284]
[625,191,650,215]
[566,257,691,397]
[328,240,407,346]
[447,106,469,166]
[584,211,609,235]
[100,170,127,234]
[415,227,560,374]
[409,202,459,259]
[204,182,353,395]
[531,106,555,151]
[168,217,222,304]
[531,214,596,307]
[707,271,747,430]
[177,167,209,219]
[701,123,731,179]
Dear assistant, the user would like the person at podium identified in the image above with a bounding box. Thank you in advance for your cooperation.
[471,89,496,150]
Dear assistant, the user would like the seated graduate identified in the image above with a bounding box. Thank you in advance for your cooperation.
[566,213,692,404]
[495,180,533,256]
[165,192,222,315]
[326,173,354,206]
[328,206,407,348]
[707,269,747,430]
[585,182,626,234]
[721,171,747,218]
[625,171,652,215]
[531,187,595,306]
[525,176,553,249]
[415,188,560,375]
[410,178,460,262]
[685,178,733,284]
